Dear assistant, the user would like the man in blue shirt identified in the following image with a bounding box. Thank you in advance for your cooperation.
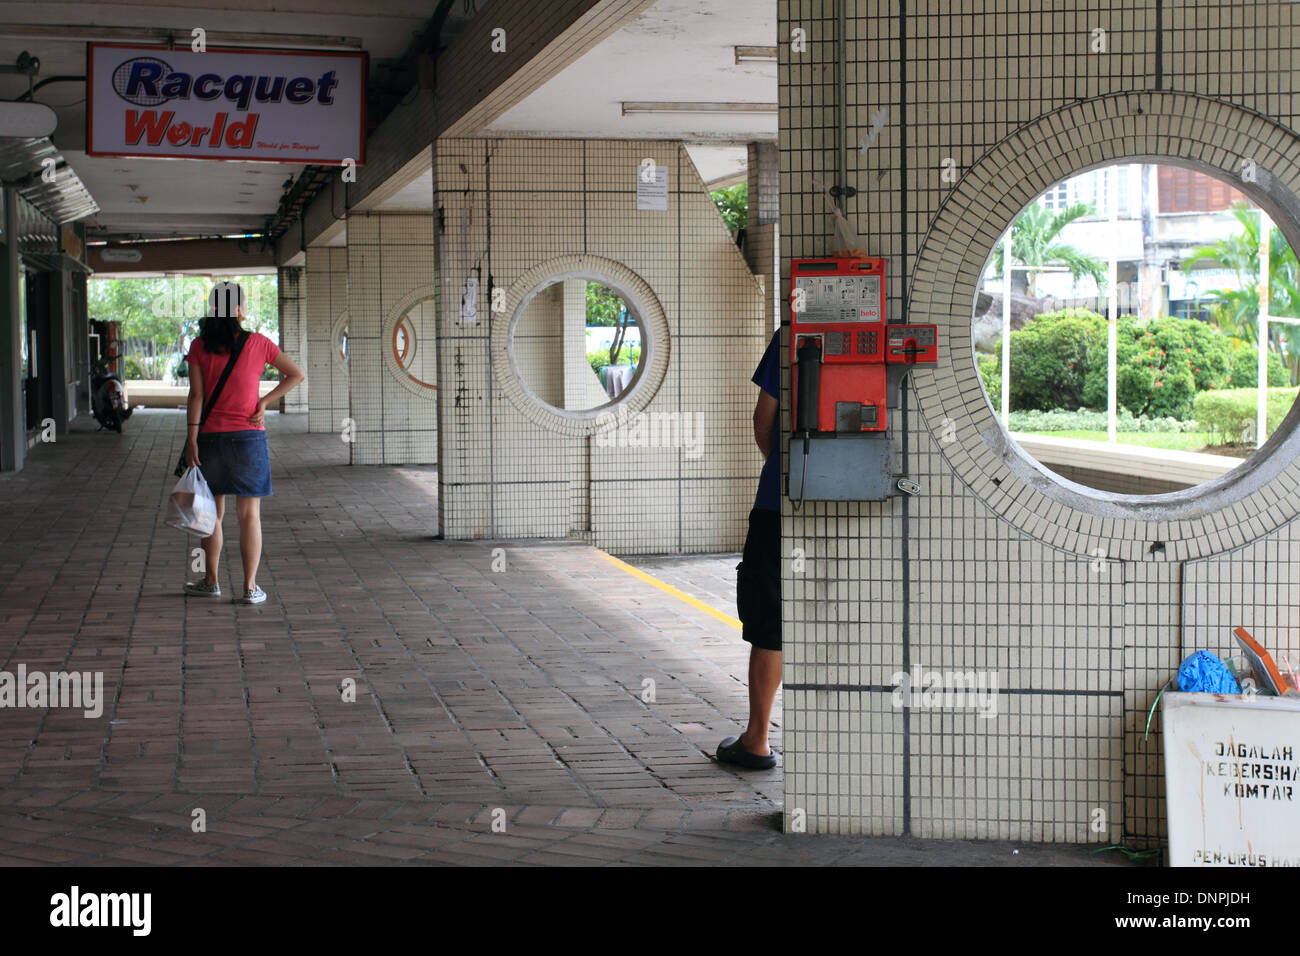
[717,328,781,770]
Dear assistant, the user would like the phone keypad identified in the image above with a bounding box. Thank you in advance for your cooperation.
[857,330,878,355]
[824,331,852,356]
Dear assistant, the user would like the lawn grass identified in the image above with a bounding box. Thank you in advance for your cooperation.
[1015,429,1253,455]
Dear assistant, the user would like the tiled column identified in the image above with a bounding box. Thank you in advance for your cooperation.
[745,142,780,331]
[305,247,349,434]
[562,278,605,410]
[277,265,307,413]
[346,212,437,465]
[435,137,766,550]
[746,141,779,227]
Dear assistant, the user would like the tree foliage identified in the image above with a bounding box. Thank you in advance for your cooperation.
[710,184,748,233]
[88,274,279,380]
[990,201,1108,296]
[1183,202,1300,384]
[88,274,279,341]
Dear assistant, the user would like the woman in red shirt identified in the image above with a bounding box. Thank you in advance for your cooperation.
[183,282,306,605]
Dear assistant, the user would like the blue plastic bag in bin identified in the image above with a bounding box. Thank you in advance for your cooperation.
[1177,650,1241,694]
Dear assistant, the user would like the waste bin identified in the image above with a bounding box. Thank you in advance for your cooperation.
[1162,689,1300,866]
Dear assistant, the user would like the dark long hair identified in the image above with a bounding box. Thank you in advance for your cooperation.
[198,282,246,354]
[198,314,242,354]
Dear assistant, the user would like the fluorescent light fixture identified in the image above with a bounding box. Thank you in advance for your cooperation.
[622,101,778,116]
[0,102,56,138]
[734,45,778,63]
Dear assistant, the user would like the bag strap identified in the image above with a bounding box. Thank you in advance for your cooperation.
[197,331,250,428]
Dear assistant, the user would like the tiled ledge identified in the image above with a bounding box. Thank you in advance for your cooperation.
[1012,432,1241,487]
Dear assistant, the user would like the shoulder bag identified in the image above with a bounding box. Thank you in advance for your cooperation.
[174,331,250,477]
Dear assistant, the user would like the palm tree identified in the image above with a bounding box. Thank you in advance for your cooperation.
[1183,203,1300,383]
[990,202,1109,297]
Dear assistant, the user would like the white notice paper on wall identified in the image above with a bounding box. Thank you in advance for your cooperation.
[636,165,669,211]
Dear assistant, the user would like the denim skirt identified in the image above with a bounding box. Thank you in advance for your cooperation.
[197,430,272,497]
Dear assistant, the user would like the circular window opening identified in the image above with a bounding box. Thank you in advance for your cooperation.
[509,277,646,416]
[391,298,437,391]
[332,312,349,366]
[972,160,1300,496]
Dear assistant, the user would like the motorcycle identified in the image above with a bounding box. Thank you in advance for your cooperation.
[91,368,130,432]
[89,319,133,433]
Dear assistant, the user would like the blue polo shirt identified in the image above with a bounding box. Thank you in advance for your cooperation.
[753,329,781,512]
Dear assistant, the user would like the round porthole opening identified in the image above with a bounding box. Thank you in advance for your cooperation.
[508,276,649,418]
[972,159,1300,497]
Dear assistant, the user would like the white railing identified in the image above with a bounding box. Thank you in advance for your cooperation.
[1254,211,1299,448]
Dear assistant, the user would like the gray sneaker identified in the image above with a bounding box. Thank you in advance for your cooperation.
[184,580,221,597]
[240,586,267,605]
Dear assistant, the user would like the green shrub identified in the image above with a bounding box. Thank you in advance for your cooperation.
[984,310,1236,420]
[1008,308,1108,412]
[1112,314,1232,419]
[1192,386,1300,443]
[977,353,1000,408]
[1006,407,1202,433]
[122,356,145,379]
[587,346,641,373]
[1227,340,1290,388]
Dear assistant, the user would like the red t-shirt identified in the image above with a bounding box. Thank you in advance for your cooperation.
[185,332,280,434]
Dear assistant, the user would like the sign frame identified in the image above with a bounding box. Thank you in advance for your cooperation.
[85,42,367,166]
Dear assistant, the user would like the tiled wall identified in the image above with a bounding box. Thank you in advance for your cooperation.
[779,0,1300,844]
[346,212,438,465]
[277,266,307,414]
[305,247,349,435]
[435,138,767,553]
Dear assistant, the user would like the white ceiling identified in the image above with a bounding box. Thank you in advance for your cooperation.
[370,168,432,213]
[486,0,777,142]
[1,0,773,241]
[686,144,748,187]
[0,0,444,239]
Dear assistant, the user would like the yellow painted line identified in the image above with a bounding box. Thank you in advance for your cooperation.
[595,549,743,632]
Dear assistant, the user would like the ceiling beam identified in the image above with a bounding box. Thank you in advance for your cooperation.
[0,22,363,49]
[86,237,276,276]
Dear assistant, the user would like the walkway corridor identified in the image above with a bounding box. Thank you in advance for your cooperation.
[0,412,1127,865]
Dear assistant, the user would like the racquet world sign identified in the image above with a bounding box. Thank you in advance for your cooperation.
[87,43,366,165]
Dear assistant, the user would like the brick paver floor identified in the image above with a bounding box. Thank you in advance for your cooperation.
[0,411,1136,866]
[626,552,740,623]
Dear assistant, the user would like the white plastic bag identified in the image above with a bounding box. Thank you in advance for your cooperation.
[166,466,218,537]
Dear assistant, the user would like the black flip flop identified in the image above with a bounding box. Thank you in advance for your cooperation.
[716,735,777,770]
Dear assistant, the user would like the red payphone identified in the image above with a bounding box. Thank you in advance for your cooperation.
[788,256,939,501]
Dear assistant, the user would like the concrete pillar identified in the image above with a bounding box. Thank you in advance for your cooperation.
[746,141,779,227]
[0,188,23,472]
[306,247,349,434]
[277,265,307,413]
[562,278,606,410]
[746,141,780,331]
[346,212,437,465]
[49,265,70,435]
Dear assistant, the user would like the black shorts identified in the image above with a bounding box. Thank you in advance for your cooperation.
[736,507,781,651]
